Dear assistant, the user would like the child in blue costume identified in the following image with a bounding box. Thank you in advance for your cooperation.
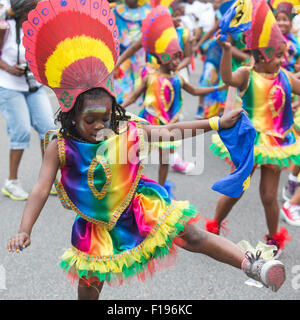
[113,3,196,178]
[208,0,300,256]
[122,6,227,188]
[194,0,251,119]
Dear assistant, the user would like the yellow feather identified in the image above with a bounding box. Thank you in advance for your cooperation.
[154,27,178,54]
[45,36,115,87]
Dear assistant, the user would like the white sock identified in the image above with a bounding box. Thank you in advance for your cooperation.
[169,152,180,165]
[289,173,299,182]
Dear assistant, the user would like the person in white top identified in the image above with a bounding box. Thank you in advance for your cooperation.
[293,13,300,37]
[0,0,9,20]
[184,0,215,33]
[0,0,56,201]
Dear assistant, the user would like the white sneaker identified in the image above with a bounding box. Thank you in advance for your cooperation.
[280,201,300,227]
[171,158,195,174]
[1,179,29,201]
[242,250,286,292]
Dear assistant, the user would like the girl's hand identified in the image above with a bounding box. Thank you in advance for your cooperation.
[8,232,31,252]
[7,64,25,77]
[215,30,232,51]
[218,84,228,91]
[292,100,300,113]
[219,108,245,129]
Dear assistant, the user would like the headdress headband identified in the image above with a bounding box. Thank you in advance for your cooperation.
[22,0,119,112]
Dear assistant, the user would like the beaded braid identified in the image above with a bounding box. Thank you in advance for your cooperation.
[110,99,130,134]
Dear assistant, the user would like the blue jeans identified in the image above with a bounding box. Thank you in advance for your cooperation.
[0,86,56,150]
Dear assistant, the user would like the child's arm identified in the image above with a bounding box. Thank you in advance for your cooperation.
[217,33,250,91]
[8,139,60,252]
[182,80,227,96]
[193,19,219,52]
[142,108,244,142]
[176,31,192,72]
[289,72,300,96]
[231,46,251,63]
[294,71,300,79]
[121,75,148,108]
[113,39,142,72]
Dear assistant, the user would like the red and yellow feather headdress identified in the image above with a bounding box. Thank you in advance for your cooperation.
[22,0,119,112]
[141,5,182,64]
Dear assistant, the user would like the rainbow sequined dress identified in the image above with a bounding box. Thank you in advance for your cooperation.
[139,71,184,149]
[139,71,183,125]
[45,118,197,285]
[210,67,300,168]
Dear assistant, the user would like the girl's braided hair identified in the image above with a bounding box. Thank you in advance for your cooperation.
[55,87,130,138]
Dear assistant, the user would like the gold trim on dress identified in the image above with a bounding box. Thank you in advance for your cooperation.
[56,131,66,168]
[160,78,174,112]
[87,156,112,200]
[268,85,285,118]
[69,201,183,263]
[254,124,294,139]
[53,122,147,230]
[109,164,144,228]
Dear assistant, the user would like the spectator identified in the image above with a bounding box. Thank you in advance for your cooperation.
[0,0,56,201]
[0,0,9,20]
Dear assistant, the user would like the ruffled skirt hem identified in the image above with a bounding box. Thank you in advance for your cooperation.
[59,203,199,287]
[210,133,300,169]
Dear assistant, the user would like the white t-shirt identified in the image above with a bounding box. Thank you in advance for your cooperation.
[180,15,196,32]
[184,1,215,33]
[0,19,30,91]
[0,0,9,21]
[293,14,300,37]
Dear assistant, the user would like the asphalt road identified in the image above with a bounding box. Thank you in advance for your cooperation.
[0,59,300,301]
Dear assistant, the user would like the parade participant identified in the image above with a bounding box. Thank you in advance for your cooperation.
[122,6,227,186]
[7,0,286,299]
[112,0,151,104]
[114,2,196,180]
[269,1,300,216]
[0,0,56,200]
[209,0,300,257]
[114,0,193,83]
[195,0,251,119]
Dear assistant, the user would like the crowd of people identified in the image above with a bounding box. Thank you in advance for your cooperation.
[1,0,300,300]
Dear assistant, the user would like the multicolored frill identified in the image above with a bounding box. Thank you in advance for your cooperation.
[45,118,198,286]
[210,67,300,169]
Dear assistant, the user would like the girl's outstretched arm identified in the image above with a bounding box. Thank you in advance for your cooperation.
[121,75,148,108]
[182,80,227,96]
[176,31,192,72]
[193,19,219,52]
[289,72,300,96]
[142,108,244,142]
[231,46,251,63]
[113,39,142,72]
[8,139,60,252]
[217,33,249,90]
